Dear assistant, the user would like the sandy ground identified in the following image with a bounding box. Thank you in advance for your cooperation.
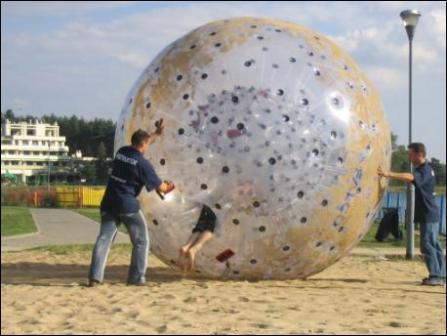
[1,248,445,335]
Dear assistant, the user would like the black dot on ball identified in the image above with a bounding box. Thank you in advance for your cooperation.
[178,128,185,135]
[316,241,322,247]
[322,199,328,206]
[269,157,276,165]
[196,157,204,164]
[215,203,221,209]
[176,75,183,81]
[190,44,197,49]
[210,31,217,36]
[201,73,208,79]
[257,36,264,40]
[297,191,304,198]
[160,159,166,166]
[277,89,284,96]
[283,246,290,251]
[289,57,296,63]
[259,226,266,232]
[215,43,222,47]
[330,246,335,251]
[250,259,257,264]
[233,218,239,225]
[222,166,230,173]
[201,184,208,190]
[210,116,219,124]
[253,201,260,208]
[300,217,307,223]
[183,94,189,100]
[232,96,239,104]
[312,149,319,156]
[146,102,151,109]
[244,60,252,67]
[282,114,290,122]
[237,122,244,130]
[153,219,158,226]
[300,98,309,106]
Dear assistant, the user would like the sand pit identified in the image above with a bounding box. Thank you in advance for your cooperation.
[1,247,445,335]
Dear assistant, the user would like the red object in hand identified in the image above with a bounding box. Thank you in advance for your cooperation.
[216,249,235,263]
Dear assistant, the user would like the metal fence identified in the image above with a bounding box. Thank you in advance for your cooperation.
[378,191,446,235]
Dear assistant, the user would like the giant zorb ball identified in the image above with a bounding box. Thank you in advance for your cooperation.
[115,17,391,279]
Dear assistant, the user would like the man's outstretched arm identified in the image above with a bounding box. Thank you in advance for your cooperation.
[377,166,414,183]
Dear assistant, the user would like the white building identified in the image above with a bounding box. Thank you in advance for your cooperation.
[1,119,72,183]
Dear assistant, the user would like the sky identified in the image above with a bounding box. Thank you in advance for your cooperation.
[1,1,446,161]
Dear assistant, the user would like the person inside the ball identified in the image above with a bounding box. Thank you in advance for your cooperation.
[178,204,216,271]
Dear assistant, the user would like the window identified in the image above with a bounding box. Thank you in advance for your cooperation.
[15,140,19,145]
[1,140,11,145]
[23,140,29,145]
[27,129,36,136]
[24,151,30,155]
[32,141,39,145]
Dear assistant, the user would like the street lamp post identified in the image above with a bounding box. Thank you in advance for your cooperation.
[400,9,421,260]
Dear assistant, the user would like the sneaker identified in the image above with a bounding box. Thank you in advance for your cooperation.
[422,277,446,286]
[88,279,102,287]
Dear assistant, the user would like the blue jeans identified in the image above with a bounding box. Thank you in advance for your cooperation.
[89,210,149,284]
[419,222,446,279]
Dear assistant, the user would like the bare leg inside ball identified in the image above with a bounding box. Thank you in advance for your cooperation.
[185,231,214,271]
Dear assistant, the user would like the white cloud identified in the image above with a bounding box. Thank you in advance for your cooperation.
[116,52,148,69]
[365,66,403,92]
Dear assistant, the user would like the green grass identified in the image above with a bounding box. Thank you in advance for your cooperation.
[72,208,128,234]
[360,221,446,249]
[1,206,38,237]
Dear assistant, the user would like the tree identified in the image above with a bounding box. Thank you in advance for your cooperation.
[80,163,97,184]
[431,157,446,187]
[95,141,110,184]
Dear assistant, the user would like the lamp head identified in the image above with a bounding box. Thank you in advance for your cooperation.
[400,9,421,41]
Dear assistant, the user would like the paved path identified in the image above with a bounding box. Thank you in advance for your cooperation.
[1,208,130,251]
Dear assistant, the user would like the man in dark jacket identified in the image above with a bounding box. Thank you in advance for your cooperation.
[89,122,174,286]
[378,142,445,286]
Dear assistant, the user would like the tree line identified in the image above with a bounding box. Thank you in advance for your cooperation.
[1,109,445,186]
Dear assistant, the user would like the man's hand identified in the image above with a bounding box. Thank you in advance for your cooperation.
[377,166,389,178]
[158,180,175,194]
